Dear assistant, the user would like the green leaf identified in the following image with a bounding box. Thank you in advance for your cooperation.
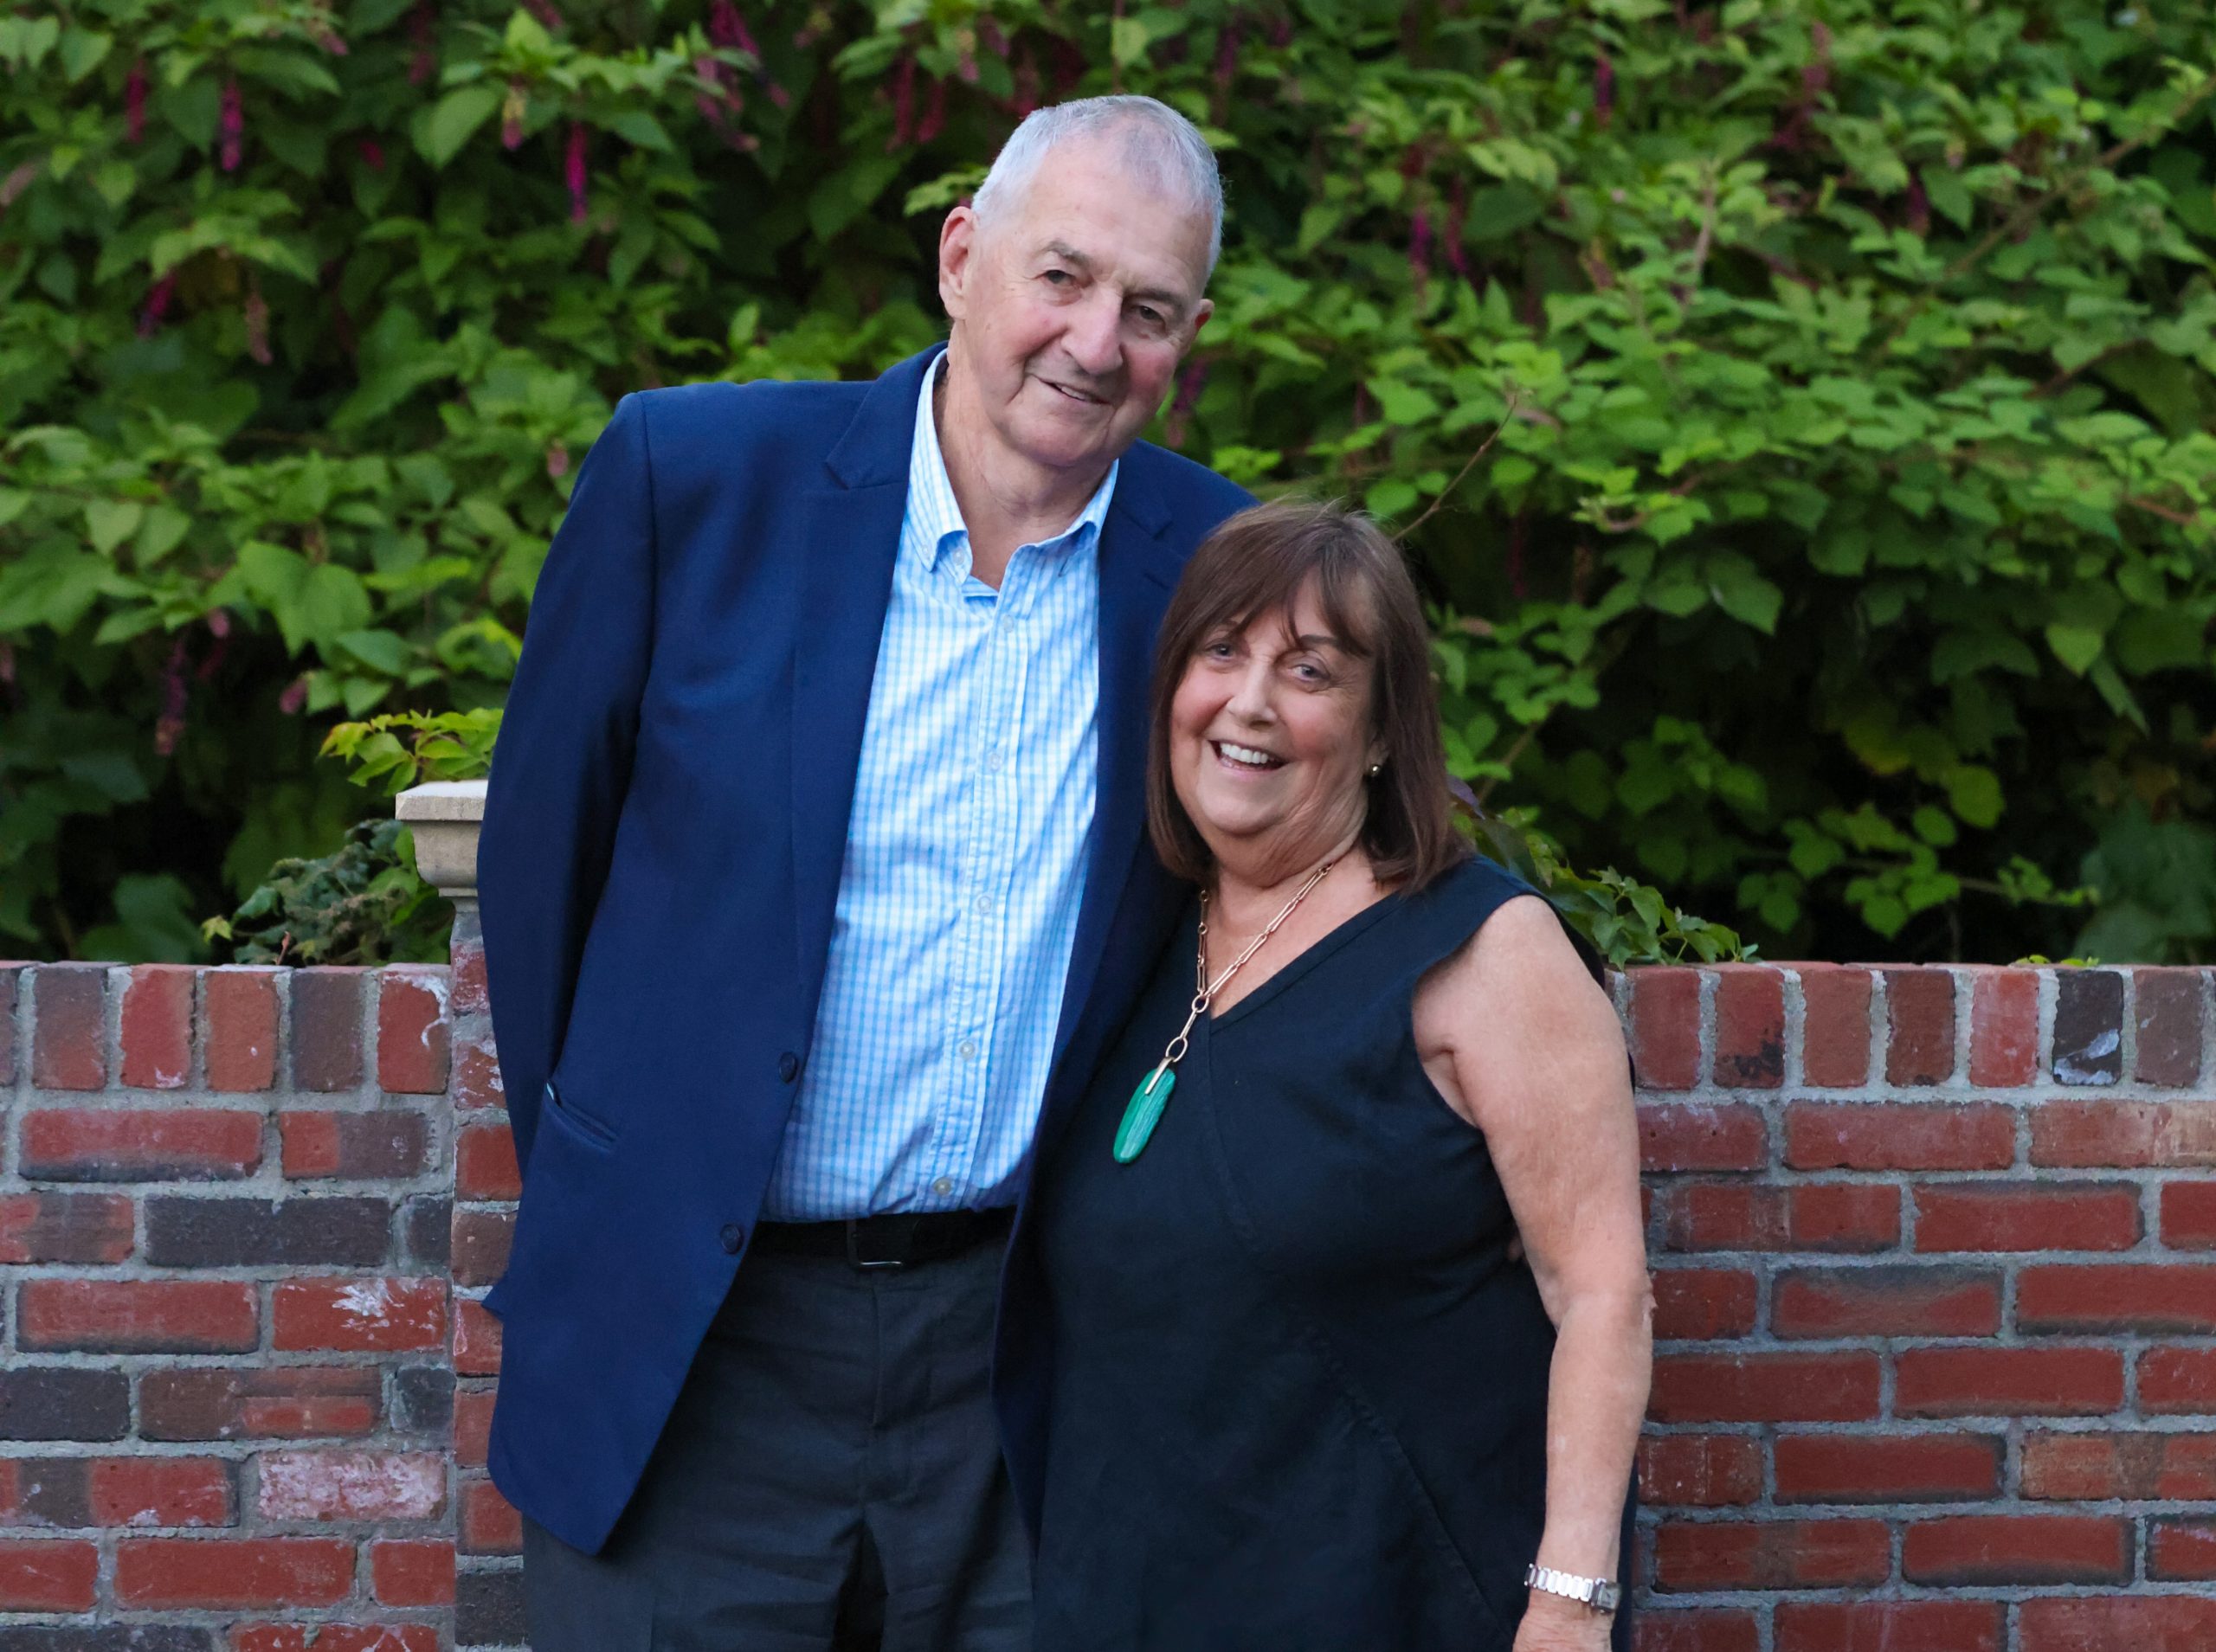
[1947,766,2004,830]
[414,86,502,170]
[1111,16,1150,66]
[2044,621,2104,676]
[83,499,144,556]
[609,111,673,152]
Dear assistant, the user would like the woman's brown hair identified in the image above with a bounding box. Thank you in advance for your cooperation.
[1145,498,1467,890]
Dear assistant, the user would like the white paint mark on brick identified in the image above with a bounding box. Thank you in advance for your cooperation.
[335,1278,396,1321]
[257,1450,446,1520]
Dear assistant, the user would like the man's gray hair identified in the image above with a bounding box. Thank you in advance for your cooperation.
[972,95,1223,278]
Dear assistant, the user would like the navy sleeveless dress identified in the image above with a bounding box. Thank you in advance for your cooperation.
[1029,853,1636,1651]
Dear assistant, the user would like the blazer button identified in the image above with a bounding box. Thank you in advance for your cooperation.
[719,1224,746,1255]
[777,1051,801,1083]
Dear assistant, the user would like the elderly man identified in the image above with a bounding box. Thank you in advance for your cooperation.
[476,95,1246,1649]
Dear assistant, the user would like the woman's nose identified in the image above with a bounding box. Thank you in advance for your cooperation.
[1226,659,1275,722]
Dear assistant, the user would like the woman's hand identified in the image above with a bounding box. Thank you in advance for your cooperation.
[1512,1591,1614,1652]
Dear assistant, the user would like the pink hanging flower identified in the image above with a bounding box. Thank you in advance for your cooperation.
[219,80,243,171]
[197,612,231,683]
[1905,175,1930,236]
[887,55,915,150]
[502,81,528,149]
[139,273,176,337]
[1409,208,1433,292]
[1445,177,1470,278]
[278,676,309,715]
[358,138,385,170]
[409,3,436,86]
[1594,52,1614,129]
[1213,20,1241,95]
[564,122,589,222]
[126,58,149,144]
[244,286,271,364]
[1012,48,1040,118]
[915,75,944,145]
[526,0,563,30]
[978,18,1008,58]
[545,441,570,479]
[707,0,757,55]
[156,637,190,756]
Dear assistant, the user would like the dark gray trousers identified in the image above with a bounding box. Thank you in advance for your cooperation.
[522,1240,1030,1651]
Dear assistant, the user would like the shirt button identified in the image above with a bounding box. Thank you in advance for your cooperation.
[718,1224,746,1255]
[957,1038,978,1061]
[931,1177,956,1197]
[974,894,994,915]
[776,1052,801,1083]
[985,749,1005,772]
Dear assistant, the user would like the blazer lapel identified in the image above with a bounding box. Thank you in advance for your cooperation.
[788,346,941,995]
[1049,456,1182,1070]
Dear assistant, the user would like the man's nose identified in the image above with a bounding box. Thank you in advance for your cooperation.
[1062,292,1124,377]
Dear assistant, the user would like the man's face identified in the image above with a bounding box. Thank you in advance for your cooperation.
[937,136,1214,479]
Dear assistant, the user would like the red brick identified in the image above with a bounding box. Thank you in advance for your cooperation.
[2150,1518,2216,1581]
[139,1367,383,1443]
[204,967,280,1091]
[449,934,488,1014]
[2032,1100,2216,1167]
[1968,967,2039,1088]
[20,1106,264,1181]
[461,1477,522,1553]
[1773,1265,2000,1338]
[289,967,364,1091]
[30,964,106,1090]
[457,1121,522,1199]
[1775,1600,2002,1652]
[1628,968,1700,1090]
[1639,1102,1767,1173]
[1884,967,1957,1085]
[232,1630,443,1652]
[2019,1597,2216,1652]
[273,1277,447,1352]
[1652,1269,1757,1340]
[120,964,195,1089]
[453,1031,505,1109]
[1914,1180,2141,1252]
[454,1298,503,1376]
[1784,1102,2013,1170]
[1773,1431,2000,1502]
[2023,1432,2216,1501]
[2140,1347,2216,1413]
[377,967,451,1095]
[0,1192,135,1263]
[1895,1346,2125,1417]
[0,964,16,1083]
[454,1388,495,1468]
[370,1537,455,1606]
[1659,1183,1897,1253]
[1633,1611,1760,1652]
[1711,966,1783,1088]
[18,1278,258,1353]
[87,1457,235,1527]
[1903,1513,2128,1585]
[1637,1435,1761,1507]
[0,1538,100,1610]
[115,1536,353,1607]
[2161,1180,2216,1248]
[256,1450,446,1520]
[1653,1516,1889,1591]
[1649,1353,1880,1423]
[452,1207,515,1287]
[2135,967,2206,1087]
[2052,969,2124,1086]
[2018,1263,2216,1334]
[278,1109,428,1180]
[1796,965,1871,1087]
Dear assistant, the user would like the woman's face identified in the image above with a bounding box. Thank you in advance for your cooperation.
[1169,581,1382,881]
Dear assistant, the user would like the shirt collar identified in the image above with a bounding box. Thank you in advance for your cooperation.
[908,354,1118,574]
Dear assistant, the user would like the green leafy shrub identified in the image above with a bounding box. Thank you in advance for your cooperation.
[5,0,2213,966]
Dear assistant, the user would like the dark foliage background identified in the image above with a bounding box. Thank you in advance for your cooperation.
[3,0,2213,964]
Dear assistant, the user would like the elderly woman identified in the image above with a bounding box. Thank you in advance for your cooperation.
[1017,499,1650,1650]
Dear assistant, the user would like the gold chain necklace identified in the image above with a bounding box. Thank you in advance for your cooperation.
[1112,857,1338,1163]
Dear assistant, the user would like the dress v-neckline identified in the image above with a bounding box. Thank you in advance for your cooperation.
[1206,891,1402,1028]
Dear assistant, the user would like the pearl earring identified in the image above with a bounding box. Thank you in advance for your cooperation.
[1368,762,1382,777]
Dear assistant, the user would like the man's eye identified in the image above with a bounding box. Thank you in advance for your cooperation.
[1136,306,1163,326]
[1041,268,1073,285]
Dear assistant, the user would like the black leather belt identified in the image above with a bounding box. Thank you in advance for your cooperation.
[752,1207,1015,1270]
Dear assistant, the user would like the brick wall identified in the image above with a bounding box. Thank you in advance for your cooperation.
[2,937,2209,1649]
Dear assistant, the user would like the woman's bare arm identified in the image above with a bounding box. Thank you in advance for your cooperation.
[1414,895,1652,1639]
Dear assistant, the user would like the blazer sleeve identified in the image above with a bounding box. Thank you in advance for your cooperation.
[477,394,656,1174]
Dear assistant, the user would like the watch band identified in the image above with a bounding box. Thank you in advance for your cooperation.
[1524,1563,1622,1614]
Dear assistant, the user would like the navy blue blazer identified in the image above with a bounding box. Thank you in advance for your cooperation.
[476,344,1250,1554]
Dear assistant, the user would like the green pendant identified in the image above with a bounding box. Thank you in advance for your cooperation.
[1114,1067,1176,1163]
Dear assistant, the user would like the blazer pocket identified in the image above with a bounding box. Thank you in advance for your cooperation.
[541,1079,619,1151]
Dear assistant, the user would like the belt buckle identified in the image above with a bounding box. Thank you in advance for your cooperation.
[843,1219,905,1271]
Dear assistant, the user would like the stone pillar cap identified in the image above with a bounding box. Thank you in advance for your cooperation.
[396,779,486,900]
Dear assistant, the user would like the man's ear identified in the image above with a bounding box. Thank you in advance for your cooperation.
[1188,297,1214,340]
[939,206,979,323]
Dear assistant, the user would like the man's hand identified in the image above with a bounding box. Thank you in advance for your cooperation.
[1512,1591,1614,1652]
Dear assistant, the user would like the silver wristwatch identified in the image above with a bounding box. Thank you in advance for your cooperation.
[1524,1563,1621,1614]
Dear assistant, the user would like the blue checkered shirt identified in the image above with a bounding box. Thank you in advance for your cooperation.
[762,359,1117,1219]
